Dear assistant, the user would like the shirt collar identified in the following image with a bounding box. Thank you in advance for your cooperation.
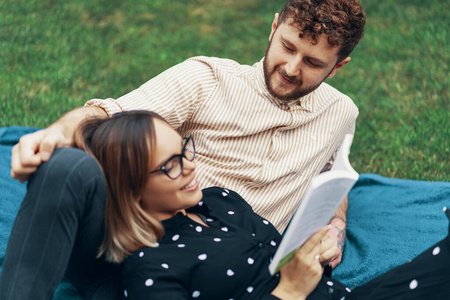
[160,200,212,230]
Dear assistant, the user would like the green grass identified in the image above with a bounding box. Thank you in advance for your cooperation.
[1,0,448,181]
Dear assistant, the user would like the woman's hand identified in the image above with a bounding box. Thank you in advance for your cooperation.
[271,225,337,300]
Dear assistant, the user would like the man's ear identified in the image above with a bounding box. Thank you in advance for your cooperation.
[269,13,279,41]
[328,57,351,78]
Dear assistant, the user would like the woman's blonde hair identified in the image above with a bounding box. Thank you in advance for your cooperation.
[74,110,166,263]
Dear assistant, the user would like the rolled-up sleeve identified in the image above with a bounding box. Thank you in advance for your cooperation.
[85,57,217,129]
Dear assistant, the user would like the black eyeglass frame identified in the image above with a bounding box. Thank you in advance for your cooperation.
[149,136,196,179]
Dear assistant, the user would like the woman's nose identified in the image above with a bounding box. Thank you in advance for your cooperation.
[182,157,196,174]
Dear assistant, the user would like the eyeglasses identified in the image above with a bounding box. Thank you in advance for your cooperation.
[149,136,196,179]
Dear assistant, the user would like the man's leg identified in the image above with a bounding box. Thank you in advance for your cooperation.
[0,147,120,299]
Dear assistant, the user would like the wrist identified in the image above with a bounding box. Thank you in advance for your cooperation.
[46,124,73,147]
[271,285,307,300]
[329,215,346,225]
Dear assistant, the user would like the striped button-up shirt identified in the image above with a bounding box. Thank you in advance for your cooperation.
[86,56,358,231]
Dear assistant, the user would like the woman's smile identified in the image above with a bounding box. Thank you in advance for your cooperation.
[181,177,199,191]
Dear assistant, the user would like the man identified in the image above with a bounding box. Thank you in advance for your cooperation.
[3,0,365,299]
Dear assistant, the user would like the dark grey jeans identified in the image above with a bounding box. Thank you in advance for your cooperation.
[0,148,121,300]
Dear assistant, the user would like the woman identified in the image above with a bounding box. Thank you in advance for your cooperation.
[76,111,450,300]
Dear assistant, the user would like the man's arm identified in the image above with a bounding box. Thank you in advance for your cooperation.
[328,195,348,269]
[11,106,107,182]
[11,59,217,183]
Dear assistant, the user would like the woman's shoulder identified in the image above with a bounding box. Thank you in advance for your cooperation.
[201,187,253,210]
[201,186,244,199]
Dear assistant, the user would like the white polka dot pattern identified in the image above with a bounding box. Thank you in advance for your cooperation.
[432,247,440,255]
[125,188,439,299]
[145,279,153,287]
[409,279,418,290]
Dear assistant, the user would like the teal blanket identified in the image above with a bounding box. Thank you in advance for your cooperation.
[1,126,449,298]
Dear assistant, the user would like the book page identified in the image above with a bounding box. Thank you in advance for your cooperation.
[269,134,358,275]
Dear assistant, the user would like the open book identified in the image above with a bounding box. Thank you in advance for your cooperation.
[269,134,359,275]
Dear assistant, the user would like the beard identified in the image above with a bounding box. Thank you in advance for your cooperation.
[263,42,329,102]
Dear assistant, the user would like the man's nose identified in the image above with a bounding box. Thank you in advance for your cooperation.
[285,58,301,77]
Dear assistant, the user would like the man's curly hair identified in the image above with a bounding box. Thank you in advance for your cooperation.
[278,0,366,63]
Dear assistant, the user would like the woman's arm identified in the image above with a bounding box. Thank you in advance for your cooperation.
[123,278,190,300]
[122,256,191,300]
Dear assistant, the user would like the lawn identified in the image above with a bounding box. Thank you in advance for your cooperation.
[1,0,448,181]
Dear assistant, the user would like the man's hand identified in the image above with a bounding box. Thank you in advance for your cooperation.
[10,106,108,182]
[328,216,346,269]
[11,129,67,182]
